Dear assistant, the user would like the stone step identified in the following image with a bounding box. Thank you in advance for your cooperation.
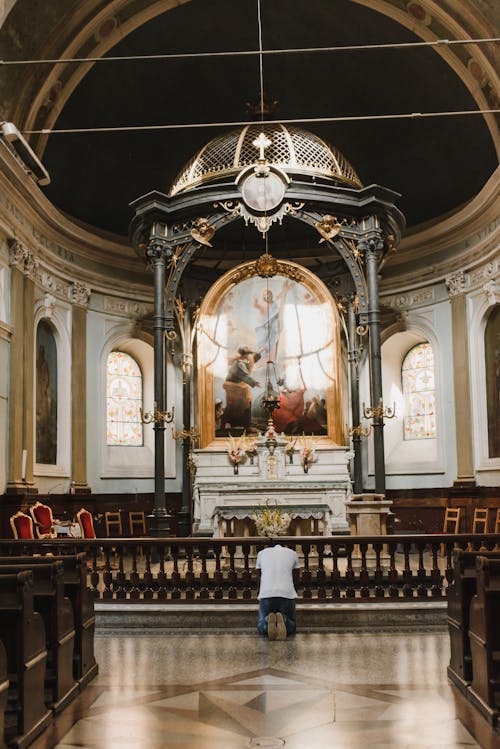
[96,600,447,631]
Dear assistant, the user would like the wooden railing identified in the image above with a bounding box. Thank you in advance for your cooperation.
[1,534,499,603]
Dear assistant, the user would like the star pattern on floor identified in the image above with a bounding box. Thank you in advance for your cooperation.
[52,667,480,749]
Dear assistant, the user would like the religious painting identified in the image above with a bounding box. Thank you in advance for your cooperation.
[36,320,58,464]
[197,261,342,446]
[485,305,500,458]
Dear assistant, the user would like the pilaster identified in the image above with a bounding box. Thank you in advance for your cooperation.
[445,270,475,485]
[70,282,91,494]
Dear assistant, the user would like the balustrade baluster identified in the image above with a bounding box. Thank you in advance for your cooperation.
[330,543,341,598]
[156,546,168,600]
[102,547,113,599]
[316,542,326,599]
[130,546,140,600]
[213,546,223,599]
[388,545,399,597]
[430,542,442,596]
[89,548,100,597]
[143,546,153,600]
[242,543,252,599]
[300,543,312,599]
[416,542,427,597]
[228,545,237,599]
[345,543,355,598]
[113,545,127,599]
[373,542,384,597]
[171,545,181,600]
[185,546,195,600]
[198,546,210,599]
[359,543,369,598]
[403,542,414,598]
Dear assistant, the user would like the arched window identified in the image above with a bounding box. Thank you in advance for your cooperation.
[402,342,436,440]
[36,320,58,464]
[106,351,143,446]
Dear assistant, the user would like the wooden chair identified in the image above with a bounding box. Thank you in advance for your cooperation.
[472,508,489,534]
[10,511,35,540]
[129,511,146,536]
[104,511,122,537]
[495,509,500,535]
[441,507,461,556]
[76,508,96,539]
[29,500,57,539]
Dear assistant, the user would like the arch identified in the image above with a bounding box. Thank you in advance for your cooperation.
[401,342,437,440]
[2,0,495,157]
[33,297,71,479]
[468,283,500,475]
[197,259,342,447]
[106,350,144,447]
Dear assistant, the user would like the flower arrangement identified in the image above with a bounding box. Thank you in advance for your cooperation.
[227,433,246,474]
[298,434,315,473]
[254,500,291,537]
[245,436,258,464]
[285,436,298,464]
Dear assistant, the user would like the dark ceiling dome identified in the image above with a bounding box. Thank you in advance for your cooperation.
[169,123,363,195]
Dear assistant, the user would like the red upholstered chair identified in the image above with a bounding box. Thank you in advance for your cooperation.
[10,511,35,539]
[76,508,96,539]
[29,501,57,539]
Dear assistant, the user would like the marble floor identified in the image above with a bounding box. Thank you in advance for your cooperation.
[31,629,500,749]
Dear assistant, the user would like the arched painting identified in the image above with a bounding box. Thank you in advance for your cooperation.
[36,320,58,464]
[485,305,500,458]
[197,261,342,446]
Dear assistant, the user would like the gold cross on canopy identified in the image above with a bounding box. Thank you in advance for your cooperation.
[253,132,272,161]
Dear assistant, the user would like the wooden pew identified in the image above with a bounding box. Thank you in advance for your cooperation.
[447,549,500,693]
[0,561,78,714]
[0,571,52,749]
[0,555,98,689]
[468,556,500,726]
[0,639,8,749]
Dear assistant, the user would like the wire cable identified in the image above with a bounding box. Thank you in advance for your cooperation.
[256,0,265,120]
[1,37,499,66]
[23,108,500,136]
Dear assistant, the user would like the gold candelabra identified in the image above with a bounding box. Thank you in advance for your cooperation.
[172,426,200,443]
[362,399,396,420]
[139,403,175,424]
[346,422,372,438]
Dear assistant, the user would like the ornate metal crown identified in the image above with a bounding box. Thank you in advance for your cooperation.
[169,123,362,196]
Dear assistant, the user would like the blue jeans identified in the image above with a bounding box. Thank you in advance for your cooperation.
[257,597,296,636]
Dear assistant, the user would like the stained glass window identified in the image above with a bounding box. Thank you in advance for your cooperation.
[402,342,436,440]
[106,351,143,446]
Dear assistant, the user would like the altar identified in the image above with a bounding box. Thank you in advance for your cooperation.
[192,440,353,536]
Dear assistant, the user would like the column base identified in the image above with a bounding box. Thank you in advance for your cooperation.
[147,512,172,537]
[176,511,191,538]
[70,482,92,495]
[5,482,38,496]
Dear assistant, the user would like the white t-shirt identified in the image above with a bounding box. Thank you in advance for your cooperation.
[256,544,300,599]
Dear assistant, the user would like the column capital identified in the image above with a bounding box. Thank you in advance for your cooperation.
[8,239,39,279]
[70,281,91,308]
[445,270,468,297]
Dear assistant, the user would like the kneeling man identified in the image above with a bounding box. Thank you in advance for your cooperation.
[256,542,300,640]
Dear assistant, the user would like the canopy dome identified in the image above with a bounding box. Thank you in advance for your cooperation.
[169,123,363,196]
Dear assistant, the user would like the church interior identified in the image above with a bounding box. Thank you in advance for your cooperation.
[0,0,499,747]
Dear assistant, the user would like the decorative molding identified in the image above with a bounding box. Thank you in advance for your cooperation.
[383,287,435,310]
[0,320,14,341]
[70,281,91,308]
[41,292,56,319]
[7,239,39,279]
[468,258,500,292]
[38,270,70,299]
[103,296,153,318]
[445,270,467,297]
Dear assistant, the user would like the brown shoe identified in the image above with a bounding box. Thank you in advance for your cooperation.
[275,612,287,640]
[267,612,278,640]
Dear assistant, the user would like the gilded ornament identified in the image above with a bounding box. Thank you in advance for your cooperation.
[190,217,216,247]
[315,215,343,244]
[255,253,279,278]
